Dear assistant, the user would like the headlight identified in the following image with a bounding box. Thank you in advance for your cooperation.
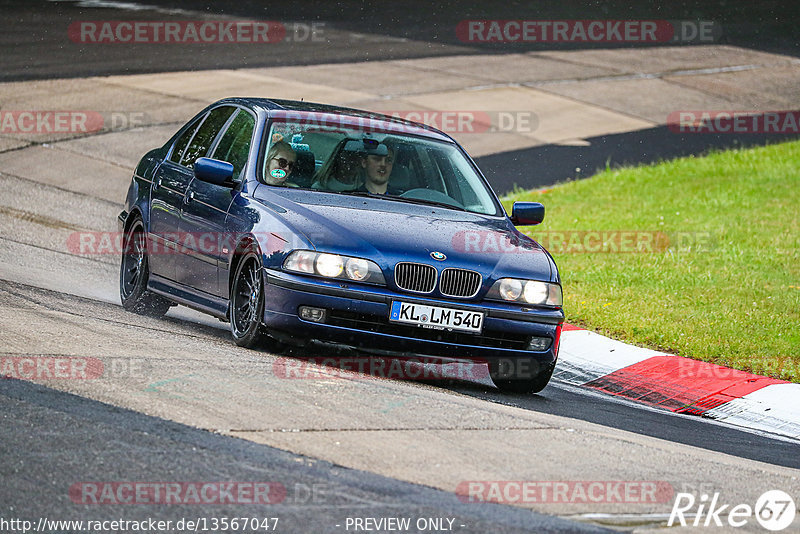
[487,278,562,307]
[345,258,370,281]
[523,281,548,304]
[283,250,315,274]
[283,250,385,285]
[316,253,343,278]
[498,278,523,300]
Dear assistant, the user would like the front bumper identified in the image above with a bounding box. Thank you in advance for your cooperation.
[261,268,564,366]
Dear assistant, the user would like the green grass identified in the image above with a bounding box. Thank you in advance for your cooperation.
[503,141,800,382]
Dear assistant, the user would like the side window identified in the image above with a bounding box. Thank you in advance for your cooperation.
[180,106,236,168]
[169,117,202,164]
[210,110,255,182]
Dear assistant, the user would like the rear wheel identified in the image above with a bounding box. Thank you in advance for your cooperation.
[119,217,171,317]
[489,357,556,394]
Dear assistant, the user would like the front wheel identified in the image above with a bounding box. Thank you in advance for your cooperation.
[489,357,556,394]
[119,217,171,317]
[230,251,271,348]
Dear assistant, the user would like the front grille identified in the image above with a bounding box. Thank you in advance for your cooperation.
[394,262,437,293]
[327,310,531,350]
[439,268,481,298]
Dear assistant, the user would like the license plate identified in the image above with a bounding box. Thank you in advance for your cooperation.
[389,301,484,334]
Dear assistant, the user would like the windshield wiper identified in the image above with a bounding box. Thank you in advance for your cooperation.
[336,190,468,212]
[336,191,377,198]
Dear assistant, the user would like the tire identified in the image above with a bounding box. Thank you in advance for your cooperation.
[119,217,171,317]
[229,251,271,348]
[489,357,556,394]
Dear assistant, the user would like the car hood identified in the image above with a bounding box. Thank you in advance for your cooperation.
[254,188,555,283]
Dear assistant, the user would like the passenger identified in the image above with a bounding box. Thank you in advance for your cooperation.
[312,148,362,192]
[264,140,297,186]
[357,143,402,195]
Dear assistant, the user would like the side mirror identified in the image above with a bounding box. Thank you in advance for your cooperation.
[511,202,545,226]
[194,157,234,186]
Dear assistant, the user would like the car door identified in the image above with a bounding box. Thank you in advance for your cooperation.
[174,106,248,297]
[148,115,203,280]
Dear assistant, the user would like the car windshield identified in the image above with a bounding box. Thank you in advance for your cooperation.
[262,118,502,216]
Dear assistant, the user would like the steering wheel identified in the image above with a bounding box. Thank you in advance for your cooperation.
[399,188,464,209]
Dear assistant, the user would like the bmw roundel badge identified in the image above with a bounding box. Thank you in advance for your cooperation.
[430,251,446,261]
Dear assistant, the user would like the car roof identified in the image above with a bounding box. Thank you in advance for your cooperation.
[215,97,454,143]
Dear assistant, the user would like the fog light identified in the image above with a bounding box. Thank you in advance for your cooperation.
[527,336,551,351]
[299,306,327,323]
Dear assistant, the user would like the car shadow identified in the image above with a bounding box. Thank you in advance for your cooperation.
[272,343,507,390]
[241,339,800,467]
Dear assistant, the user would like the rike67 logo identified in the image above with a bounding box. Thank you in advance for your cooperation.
[669,490,796,531]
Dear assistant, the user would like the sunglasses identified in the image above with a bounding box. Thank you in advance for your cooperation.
[271,156,295,171]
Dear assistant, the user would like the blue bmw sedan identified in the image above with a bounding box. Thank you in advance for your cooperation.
[119,98,564,393]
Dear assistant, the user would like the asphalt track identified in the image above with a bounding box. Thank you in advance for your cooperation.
[1,1,799,532]
[1,278,798,532]
[2,0,797,82]
[0,377,608,534]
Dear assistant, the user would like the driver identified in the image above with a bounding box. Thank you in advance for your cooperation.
[357,143,403,195]
[264,140,297,186]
